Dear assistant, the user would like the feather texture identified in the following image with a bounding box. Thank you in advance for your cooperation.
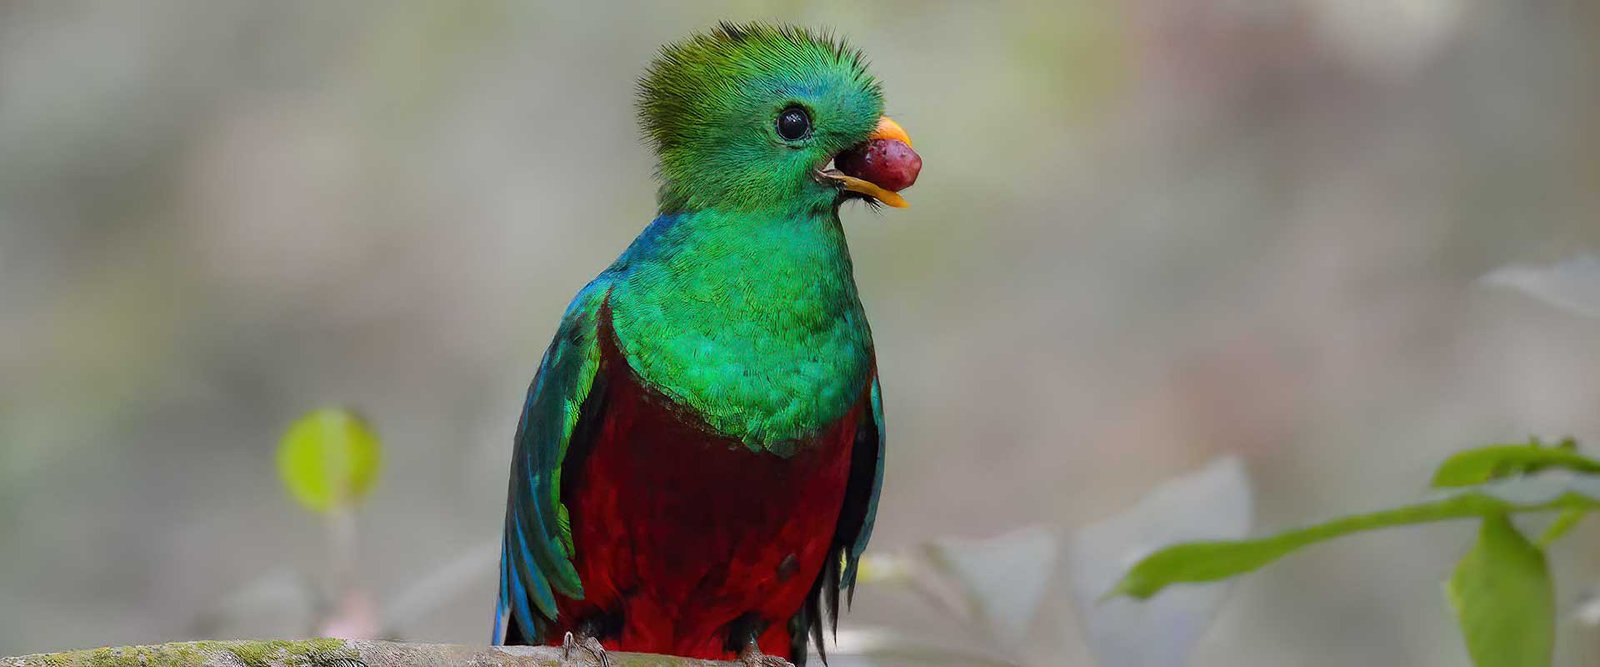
[495,23,894,664]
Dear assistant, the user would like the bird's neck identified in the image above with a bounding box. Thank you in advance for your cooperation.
[606,207,874,450]
[612,206,862,312]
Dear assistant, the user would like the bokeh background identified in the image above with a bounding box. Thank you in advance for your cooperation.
[4,1,1600,665]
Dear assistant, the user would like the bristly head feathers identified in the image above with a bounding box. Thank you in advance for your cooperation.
[637,22,885,214]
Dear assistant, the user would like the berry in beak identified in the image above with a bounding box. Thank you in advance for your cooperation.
[820,117,921,208]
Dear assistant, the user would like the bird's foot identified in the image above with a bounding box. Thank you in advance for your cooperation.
[737,642,793,667]
[561,631,611,667]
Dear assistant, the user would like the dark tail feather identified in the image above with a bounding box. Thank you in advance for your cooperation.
[824,551,842,640]
[791,575,825,667]
[792,547,852,666]
[503,614,531,645]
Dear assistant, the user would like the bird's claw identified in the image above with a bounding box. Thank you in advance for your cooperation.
[737,643,793,667]
[561,631,611,667]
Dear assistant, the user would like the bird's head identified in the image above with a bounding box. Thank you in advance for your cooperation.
[639,22,920,214]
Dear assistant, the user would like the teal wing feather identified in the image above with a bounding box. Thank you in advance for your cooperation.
[842,374,886,597]
[494,279,610,645]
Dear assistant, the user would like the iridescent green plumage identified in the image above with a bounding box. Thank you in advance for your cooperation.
[639,23,884,213]
[497,23,897,662]
[609,207,872,452]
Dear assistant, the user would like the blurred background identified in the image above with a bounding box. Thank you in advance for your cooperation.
[3,1,1599,665]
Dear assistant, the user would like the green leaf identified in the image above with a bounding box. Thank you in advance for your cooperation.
[1431,441,1596,487]
[1110,475,1600,600]
[276,408,382,513]
[1447,514,1553,667]
[1537,508,1586,547]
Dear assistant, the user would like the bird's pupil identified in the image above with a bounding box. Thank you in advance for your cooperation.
[777,107,810,141]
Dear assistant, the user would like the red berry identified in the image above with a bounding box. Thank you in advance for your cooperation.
[836,139,921,192]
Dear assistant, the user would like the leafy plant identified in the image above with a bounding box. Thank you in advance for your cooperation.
[1109,438,1590,666]
[277,407,382,514]
[274,407,384,639]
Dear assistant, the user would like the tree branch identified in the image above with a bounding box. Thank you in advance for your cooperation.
[1,639,747,667]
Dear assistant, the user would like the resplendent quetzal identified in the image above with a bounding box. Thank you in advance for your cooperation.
[494,23,920,666]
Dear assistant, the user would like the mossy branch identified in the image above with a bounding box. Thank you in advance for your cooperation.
[1,640,747,667]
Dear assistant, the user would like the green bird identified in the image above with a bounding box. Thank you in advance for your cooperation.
[494,22,921,666]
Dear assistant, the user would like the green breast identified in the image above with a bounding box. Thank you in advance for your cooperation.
[606,208,874,455]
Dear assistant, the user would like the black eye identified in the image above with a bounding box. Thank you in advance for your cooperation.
[776,106,811,141]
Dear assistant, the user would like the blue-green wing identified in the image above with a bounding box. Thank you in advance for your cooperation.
[493,280,609,645]
[841,374,886,596]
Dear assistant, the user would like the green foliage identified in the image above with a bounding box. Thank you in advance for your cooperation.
[1109,475,1592,599]
[1447,515,1553,667]
[276,408,382,513]
[1111,438,1590,666]
[1430,438,1594,487]
[1537,508,1586,546]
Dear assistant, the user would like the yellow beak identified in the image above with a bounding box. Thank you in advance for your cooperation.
[870,116,913,148]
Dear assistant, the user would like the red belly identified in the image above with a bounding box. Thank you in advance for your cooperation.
[554,357,862,659]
